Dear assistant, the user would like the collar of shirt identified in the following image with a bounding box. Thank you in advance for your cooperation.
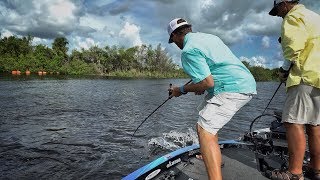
[183,33,192,48]
[285,4,305,18]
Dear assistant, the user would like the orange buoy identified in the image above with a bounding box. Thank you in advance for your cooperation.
[26,70,31,75]
[38,71,43,76]
[12,70,17,75]
[16,70,21,75]
[42,71,47,75]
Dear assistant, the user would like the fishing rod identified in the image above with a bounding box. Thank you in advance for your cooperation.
[128,79,192,164]
[261,82,283,117]
[132,79,192,137]
[249,82,283,132]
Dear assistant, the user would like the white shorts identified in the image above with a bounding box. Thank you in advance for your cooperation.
[282,83,320,125]
[197,93,252,135]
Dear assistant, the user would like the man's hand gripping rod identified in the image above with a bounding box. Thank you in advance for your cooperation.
[132,80,192,137]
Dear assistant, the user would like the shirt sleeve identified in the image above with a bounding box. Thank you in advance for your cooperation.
[181,49,211,84]
[281,14,308,62]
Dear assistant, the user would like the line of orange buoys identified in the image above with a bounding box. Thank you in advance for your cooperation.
[11,70,59,76]
[11,70,21,75]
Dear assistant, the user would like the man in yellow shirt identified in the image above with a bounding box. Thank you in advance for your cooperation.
[268,0,320,180]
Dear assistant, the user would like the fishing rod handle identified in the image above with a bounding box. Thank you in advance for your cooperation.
[184,79,192,85]
[169,80,192,98]
[168,83,173,97]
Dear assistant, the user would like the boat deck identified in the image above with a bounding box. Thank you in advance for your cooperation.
[125,142,312,180]
[170,146,268,180]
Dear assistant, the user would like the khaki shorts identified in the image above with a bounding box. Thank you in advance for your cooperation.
[197,93,252,135]
[282,83,320,125]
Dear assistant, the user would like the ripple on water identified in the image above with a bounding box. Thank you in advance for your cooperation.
[0,79,286,179]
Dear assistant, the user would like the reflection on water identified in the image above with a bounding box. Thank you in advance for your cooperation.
[0,76,286,179]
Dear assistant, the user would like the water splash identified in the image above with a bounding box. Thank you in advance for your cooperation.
[147,128,198,154]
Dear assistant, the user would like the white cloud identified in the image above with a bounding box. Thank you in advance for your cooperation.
[46,0,77,25]
[80,14,106,31]
[205,27,247,45]
[162,1,281,45]
[110,31,115,37]
[0,3,20,23]
[240,56,267,68]
[74,36,100,50]
[32,37,48,45]
[201,0,215,10]
[240,55,285,69]
[0,0,89,39]
[119,22,142,46]
[262,36,270,48]
[1,0,319,68]
[1,29,14,38]
[243,11,281,35]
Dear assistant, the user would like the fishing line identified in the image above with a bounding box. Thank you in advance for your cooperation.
[128,79,192,163]
[249,82,282,132]
[132,79,192,137]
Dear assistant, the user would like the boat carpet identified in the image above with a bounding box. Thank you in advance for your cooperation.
[166,146,269,180]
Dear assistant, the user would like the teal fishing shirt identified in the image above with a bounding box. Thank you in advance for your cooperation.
[181,32,257,95]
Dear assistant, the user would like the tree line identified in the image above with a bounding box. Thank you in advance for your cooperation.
[0,35,184,77]
[0,35,279,80]
[242,61,279,81]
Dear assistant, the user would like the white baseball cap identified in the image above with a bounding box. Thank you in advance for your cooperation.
[269,0,299,16]
[167,18,191,43]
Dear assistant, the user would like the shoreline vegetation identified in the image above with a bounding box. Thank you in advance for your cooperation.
[0,35,279,81]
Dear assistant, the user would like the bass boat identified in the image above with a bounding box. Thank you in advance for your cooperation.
[123,111,312,180]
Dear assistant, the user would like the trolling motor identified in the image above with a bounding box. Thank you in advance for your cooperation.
[244,110,312,176]
[243,111,290,173]
[243,111,283,152]
[242,82,289,173]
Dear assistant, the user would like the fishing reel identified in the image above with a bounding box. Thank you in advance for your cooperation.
[243,129,274,156]
[244,111,282,155]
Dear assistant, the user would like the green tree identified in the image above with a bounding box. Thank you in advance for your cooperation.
[52,37,68,63]
[2,36,32,57]
[0,34,282,79]
[0,35,32,71]
[60,59,95,75]
[33,44,54,71]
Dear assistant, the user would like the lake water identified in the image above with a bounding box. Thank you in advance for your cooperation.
[0,76,286,179]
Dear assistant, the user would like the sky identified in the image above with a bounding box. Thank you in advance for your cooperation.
[0,0,319,69]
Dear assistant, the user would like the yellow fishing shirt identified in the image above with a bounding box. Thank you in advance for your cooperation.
[281,4,320,89]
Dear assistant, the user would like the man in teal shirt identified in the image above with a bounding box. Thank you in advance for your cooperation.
[168,18,256,180]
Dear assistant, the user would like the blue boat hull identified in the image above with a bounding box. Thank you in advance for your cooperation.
[123,140,245,180]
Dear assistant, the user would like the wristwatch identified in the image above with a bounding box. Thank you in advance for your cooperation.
[179,86,187,94]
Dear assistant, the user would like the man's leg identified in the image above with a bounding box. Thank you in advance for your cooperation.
[197,124,222,180]
[284,123,306,174]
[306,125,320,170]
